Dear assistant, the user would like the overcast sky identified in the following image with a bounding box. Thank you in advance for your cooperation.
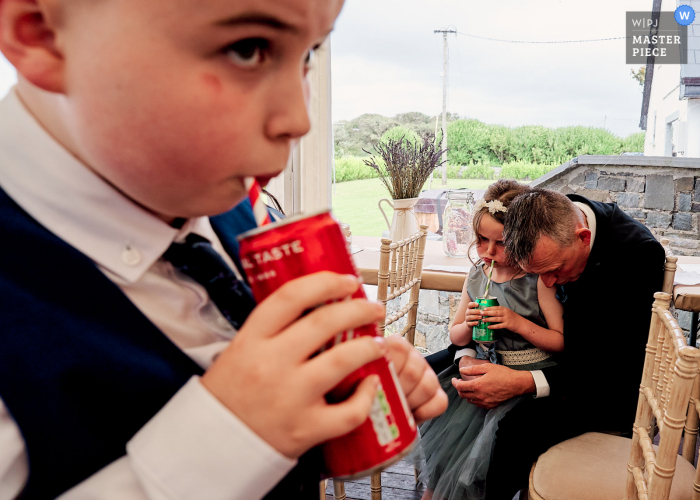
[0,0,649,138]
[331,0,650,138]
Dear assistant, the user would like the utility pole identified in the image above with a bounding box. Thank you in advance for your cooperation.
[435,29,456,185]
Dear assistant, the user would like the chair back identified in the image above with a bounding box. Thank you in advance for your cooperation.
[625,292,700,500]
[376,225,429,346]
[662,255,677,295]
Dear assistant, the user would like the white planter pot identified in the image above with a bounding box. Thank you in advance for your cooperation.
[378,197,420,242]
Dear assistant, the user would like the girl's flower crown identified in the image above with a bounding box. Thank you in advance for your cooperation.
[474,199,507,214]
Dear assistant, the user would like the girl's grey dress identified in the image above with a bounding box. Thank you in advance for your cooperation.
[414,263,559,500]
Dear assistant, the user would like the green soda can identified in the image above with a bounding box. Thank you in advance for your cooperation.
[472,296,499,343]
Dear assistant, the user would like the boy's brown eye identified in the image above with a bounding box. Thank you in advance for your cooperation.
[305,45,320,67]
[226,38,269,67]
[304,49,313,66]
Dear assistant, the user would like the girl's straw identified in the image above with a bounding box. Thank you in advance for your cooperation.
[245,177,272,227]
[483,262,495,297]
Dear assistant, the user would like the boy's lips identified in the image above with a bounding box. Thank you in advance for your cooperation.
[255,175,276,187]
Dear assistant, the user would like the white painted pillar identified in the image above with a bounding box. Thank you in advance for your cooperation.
[298,39,333,213]
[264,39,333,215]
[685,99,700,157]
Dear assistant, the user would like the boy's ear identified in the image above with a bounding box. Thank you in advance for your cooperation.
[0,0,64,93]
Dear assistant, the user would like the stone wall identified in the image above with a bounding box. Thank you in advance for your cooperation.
[414,290,461,352]
[533,155,700,256]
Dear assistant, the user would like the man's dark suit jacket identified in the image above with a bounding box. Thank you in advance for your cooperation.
[435,194,666,432]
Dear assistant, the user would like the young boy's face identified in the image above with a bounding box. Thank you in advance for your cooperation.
[56,0,342,220]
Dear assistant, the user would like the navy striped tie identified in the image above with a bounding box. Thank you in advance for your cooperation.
[162,233,256,330]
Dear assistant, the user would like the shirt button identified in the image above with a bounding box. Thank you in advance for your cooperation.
[122,247,142,266]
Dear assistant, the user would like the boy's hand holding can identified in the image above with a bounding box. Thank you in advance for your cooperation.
[201,272,387,459]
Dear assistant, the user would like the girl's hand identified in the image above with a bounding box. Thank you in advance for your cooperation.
[465,302,483,327]
[482,306,525,333]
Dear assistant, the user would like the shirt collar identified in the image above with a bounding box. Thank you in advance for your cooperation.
[0,87,213,283]
[573,201,596,250]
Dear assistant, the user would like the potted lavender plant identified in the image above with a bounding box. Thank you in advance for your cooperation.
[364,134,447,242]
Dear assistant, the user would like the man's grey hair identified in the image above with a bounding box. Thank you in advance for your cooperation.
[503,189,583,267]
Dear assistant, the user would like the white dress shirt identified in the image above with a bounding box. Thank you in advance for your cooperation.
[0,88,295,499]
[453,201,597,398]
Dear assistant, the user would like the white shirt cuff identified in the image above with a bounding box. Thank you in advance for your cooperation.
[127,376,296,500]
[454,348,477,364]
[530,370,550,398]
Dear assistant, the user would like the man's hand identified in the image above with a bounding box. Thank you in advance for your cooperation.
[201,272,389,459]
[383,335,448,424]
[452,364,536,410]
[458,355,490,381]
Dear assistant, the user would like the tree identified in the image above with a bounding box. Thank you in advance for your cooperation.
[631,66,645,89]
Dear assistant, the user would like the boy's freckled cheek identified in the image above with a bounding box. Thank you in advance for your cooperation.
[202,73,222,94]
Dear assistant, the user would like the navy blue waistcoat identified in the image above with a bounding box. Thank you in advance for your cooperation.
[0,191,319,499]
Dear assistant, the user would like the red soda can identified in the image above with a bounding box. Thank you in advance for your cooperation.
[237,210,417,479]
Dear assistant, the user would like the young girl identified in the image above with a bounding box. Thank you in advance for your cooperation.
[416,180,564,500]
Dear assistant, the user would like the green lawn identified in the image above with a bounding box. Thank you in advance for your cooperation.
[331,178,496,237]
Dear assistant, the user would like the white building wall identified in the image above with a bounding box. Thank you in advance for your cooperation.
[644,63,685,155]
[681,0,700,78]
[644,0,700,157]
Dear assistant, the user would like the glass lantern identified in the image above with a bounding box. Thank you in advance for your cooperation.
[442,191,474,258]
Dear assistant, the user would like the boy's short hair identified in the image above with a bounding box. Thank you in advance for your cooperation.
[503,188,582,266]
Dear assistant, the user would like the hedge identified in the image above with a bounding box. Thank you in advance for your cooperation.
[334,157,560,183]
[333,156,379,182]
[446,120,645,166]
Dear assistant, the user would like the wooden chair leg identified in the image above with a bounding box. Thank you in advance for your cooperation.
[319,479,326,500]
[333,479,345,500]
[371,471,382,500]
[333,479,346,500]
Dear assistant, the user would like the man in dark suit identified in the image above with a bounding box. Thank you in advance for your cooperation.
[428,189,665,500]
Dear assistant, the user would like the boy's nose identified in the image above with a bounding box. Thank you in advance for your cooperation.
[265,73,312,141]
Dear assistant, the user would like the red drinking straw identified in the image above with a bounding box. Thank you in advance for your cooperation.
[245,177,272,226]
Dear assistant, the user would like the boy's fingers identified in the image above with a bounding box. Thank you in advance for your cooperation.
[383,335,411,374]
[245,272,361,339]
[384,338,425,395]
[281,299,385,360]
[405,363,441,409]
[312,375,380,442]
[301,336,387,395]
[412,389,449,424]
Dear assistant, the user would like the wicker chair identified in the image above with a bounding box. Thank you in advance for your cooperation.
[375,225,429,345]
[528,292,700,500]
